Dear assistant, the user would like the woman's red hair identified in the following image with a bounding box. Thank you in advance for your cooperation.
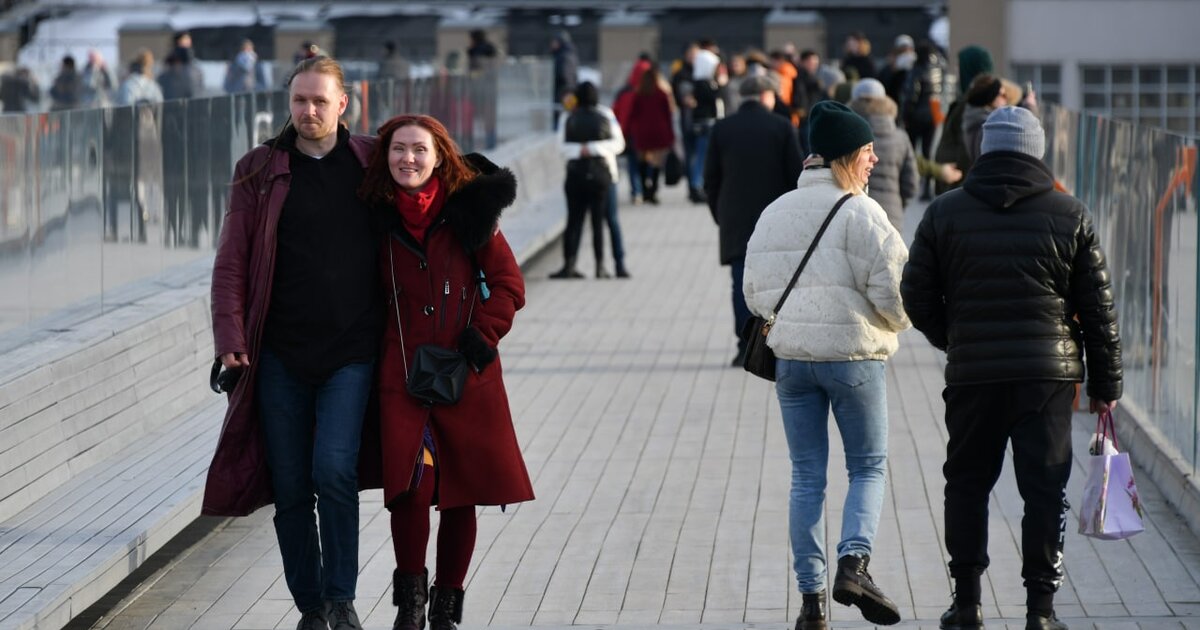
[359,114,477,206]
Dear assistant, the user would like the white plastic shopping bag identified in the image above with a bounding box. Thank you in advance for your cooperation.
[1078,410,1145,540]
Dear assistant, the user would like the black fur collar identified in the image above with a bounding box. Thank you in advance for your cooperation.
[442,153,518,251]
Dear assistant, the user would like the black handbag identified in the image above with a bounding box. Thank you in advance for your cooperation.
[663,150,683,187]
[388,245,477,406]
[742,192,854,381]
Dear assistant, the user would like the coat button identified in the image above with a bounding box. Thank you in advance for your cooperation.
[423,305,434,316]
[418,261,428,270]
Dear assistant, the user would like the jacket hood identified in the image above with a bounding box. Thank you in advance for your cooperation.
[442,152,518,251]
[962,103,991,131]
[850,97,898,134]
[962,150,1055,209]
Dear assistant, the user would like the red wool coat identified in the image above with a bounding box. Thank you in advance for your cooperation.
[377,154,534,510]
[203,130,381,517]
[627,89,675,152]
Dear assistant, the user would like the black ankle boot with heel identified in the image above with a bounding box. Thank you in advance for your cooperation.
[427,586,464,630]
[392,569,428,630]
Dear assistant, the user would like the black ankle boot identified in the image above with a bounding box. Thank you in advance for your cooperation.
[549,257,585,279]
[795,591,827,630]
[392,569,428,630]
[939,601,983,629]
[427,586,464,630]
[1025,612,1067,630]
[831,554,900,625]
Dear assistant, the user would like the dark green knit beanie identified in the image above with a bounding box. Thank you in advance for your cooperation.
[957,45,994,96]
[807,101,874,161]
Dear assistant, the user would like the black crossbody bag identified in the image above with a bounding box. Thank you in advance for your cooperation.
[388,244,480,406]
[742,192,853,381]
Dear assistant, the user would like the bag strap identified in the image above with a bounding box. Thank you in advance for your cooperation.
[387,239,484,383]
[387,243,410,382]
[768,192,855,321]
[1095,408,1119,451]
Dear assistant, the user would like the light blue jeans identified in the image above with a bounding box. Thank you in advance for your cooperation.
[776,358,888,594]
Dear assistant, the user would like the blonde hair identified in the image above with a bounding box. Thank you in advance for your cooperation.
[829,144,870,194]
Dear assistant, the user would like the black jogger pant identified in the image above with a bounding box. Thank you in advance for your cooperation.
[943,381,1075,597]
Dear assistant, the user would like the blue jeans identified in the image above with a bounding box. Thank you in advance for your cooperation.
[257,348,374,612]
[775,359,888,594]
[606,182,626,265]
[625,151,642,198]
[690,127,711,191]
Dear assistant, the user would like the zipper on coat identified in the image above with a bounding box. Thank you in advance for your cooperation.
[456,286,467,327]
[440,279,450,329]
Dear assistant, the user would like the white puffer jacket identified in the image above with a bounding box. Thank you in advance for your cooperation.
[743,168,910,361]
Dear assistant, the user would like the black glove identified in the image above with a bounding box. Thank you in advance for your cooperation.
[459,326,496,373]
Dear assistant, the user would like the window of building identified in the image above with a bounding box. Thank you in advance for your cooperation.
[1081,64,1198,137]
[1012,63,1062,105]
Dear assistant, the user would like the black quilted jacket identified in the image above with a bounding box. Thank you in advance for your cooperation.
[901,151,1122,401]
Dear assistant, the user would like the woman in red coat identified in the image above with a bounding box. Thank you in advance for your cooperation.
[359,114,534,630]
[626,65,675,204]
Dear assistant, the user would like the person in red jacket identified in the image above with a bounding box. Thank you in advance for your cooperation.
[612,56,652,204]
[358,114,534,630]
[207,56,380,630]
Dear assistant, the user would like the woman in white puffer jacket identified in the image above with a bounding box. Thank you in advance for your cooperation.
[742,100,909,630]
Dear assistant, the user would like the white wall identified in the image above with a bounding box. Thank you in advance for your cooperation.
[1007,0,1200,109]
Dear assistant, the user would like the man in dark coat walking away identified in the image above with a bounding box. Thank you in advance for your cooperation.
[703,74,804,366]
[901,106,1122,630]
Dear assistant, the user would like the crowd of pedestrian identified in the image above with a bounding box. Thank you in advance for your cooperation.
[0,23,1120,630]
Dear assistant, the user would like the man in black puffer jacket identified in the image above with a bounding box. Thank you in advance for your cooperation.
[902,106,1121,630]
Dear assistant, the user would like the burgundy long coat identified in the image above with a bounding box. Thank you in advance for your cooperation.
[203,130,381,517]
[378,154,534,510]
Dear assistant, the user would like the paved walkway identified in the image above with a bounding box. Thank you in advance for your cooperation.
[87,184,1200,630]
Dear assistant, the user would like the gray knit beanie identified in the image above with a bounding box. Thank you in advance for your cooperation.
[980,106,1045,159]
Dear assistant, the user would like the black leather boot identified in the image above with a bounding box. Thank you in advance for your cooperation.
[939,601,984,629]
[831,554,901,625]
[392,569,428,630]
[427,586,464,630]
[1025,612,1067,630]
[795,591,827,630]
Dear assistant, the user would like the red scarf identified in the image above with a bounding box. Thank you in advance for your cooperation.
[393,176,446,243]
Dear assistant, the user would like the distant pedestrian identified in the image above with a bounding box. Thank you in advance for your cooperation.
[81,49,115,107]
[49,55,82,111]
[550,30,578,130]
[466,29,498,73]
[223,39,259,93]
[157,53,192,101]
[703,74,803,366]
[900,42,946,199]
[933,45,993,194]
[902,106,1122,630]
[611,55,653,204]
[116,49,163,106]
[670,43,699,197]
[0,66,40,112]
[849,78,918,230]
[358,113,534,630]
[743,99,908,630]
[624,64,675,206]
[687,47,723,203]
[551,81,626,279]
[960,74,1009,171]
[841,32,877,81]
[169,30,206,97]
[377,41,411,81]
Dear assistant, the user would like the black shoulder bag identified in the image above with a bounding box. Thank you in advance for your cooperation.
[742,192,854,381]
[388,244,479,406]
